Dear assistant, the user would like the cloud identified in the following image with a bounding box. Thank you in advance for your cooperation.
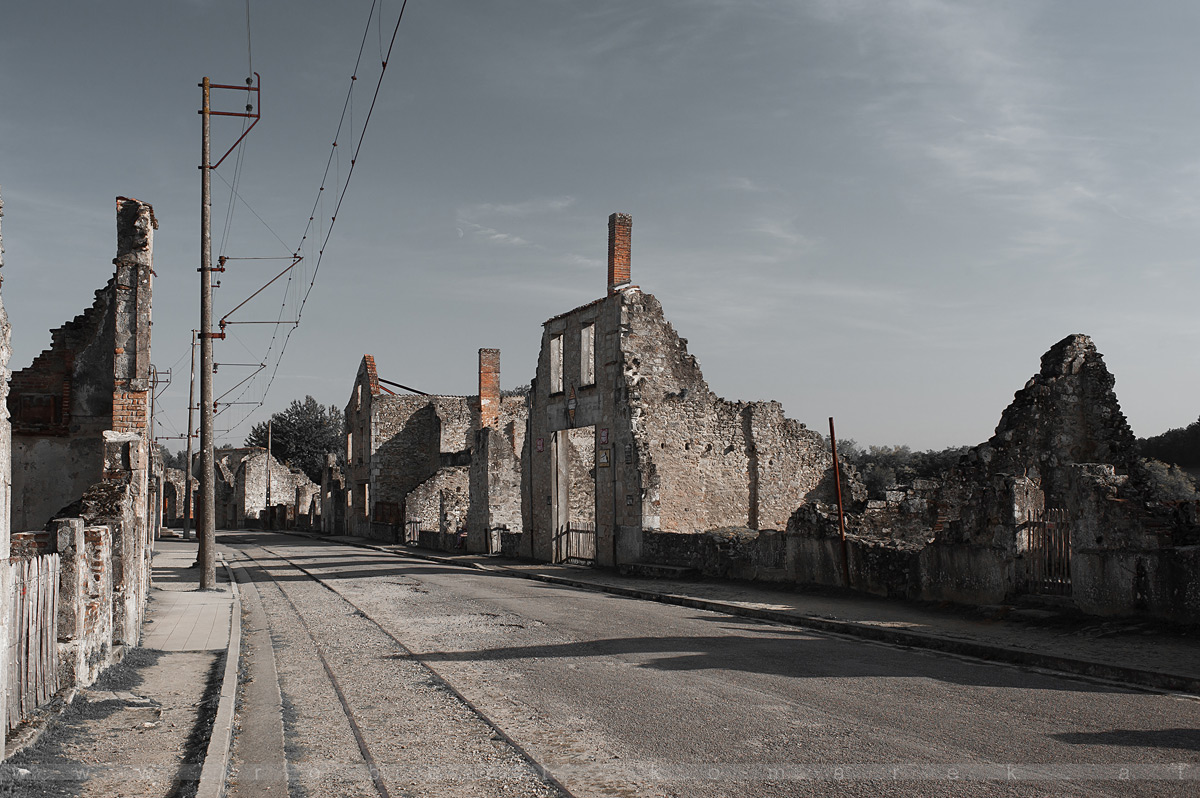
[460,196,576,218]
[749,217,815,250]
[811,1,1113,260]
[456,220,530,247]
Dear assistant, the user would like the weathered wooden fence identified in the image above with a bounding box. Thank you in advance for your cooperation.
[6,553,61,731]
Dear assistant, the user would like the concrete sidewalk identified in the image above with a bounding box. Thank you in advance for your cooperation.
[144,540,234,651]
[288,531,1200,695]
[3,540,241,798]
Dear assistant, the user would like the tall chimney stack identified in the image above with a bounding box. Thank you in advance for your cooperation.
[478,348,500,429]
[607,212,632,295]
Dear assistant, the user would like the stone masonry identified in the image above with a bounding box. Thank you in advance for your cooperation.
[7,197,156,650]
[525,213,836,567]
[344,352,527,549]
[211,447,318,528]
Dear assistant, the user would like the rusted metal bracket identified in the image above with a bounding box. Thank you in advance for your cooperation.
[198,73,261,169]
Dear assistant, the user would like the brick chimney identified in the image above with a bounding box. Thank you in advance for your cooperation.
[607,212,632,295]
[478,348,500,429]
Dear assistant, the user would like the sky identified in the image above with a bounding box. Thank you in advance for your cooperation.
[1,0,1199,453]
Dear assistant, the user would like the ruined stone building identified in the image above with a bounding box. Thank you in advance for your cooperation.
[344,350,526,550]
[161,465,195,528]
[212,447,319,529]
[524,213,836,567]
[2,198,161,728]
[785,334,1200,624]
[320,452,346,535]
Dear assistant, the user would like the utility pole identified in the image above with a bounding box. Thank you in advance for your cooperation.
[199,77,217,589]
[183,330,197,542]
[196,73,259,588]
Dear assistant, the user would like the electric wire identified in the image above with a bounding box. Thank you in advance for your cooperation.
[212,0,411,442]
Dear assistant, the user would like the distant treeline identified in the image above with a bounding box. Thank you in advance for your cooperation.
[838,442,971,499]
[1139,416,1200,469]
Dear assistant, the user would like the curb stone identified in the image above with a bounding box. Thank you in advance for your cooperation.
[195,558,242,798]
[279,531,1200,696]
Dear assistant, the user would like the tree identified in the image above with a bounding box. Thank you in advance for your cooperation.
[154,443,189,471]
[841,443,971,499]
[1140,416,1200,469]
[246,396,344,484]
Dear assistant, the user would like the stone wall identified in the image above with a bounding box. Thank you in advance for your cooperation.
[405,465,469,539]
[48,519,114,688]
[9,198,155,533]
[320,453,346,535]
[782,333,1200,623]
[346,353,527,547]
[466,393,530,552]
[526,213,835,567]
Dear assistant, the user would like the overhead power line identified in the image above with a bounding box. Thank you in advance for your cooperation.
[211,0,412,442]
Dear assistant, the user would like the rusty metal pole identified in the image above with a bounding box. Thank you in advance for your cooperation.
[829,417,851,588]
[266,418,272,528]
[199,78,217,589]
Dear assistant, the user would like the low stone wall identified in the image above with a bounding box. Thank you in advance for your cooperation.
[416,529,466,553]
[499,531,524,559]
[366,521,399,544]
[13,518,116,691]
[1074,546,1200,624]
[56,520,115,687]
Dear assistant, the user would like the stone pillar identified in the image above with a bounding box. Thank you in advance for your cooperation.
[478,348,500,430]
[607,212,632,295]
[0,187,11,757]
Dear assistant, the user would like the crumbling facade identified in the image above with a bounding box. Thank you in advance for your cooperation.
[1,197,166,737]
[161,465,195,528]
[525,213,835,567]
[6,197,157,649]
[320,453,346,535]
[212,447,319,529]
[784,334,1200,623]
[8,198,156,536]
[344,351,527,549]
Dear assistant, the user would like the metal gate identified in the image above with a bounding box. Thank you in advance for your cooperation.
[404,520,419,545]
[556,522,596,566]
[1024,508,1071,596]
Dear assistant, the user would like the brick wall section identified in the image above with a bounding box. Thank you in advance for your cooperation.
[478,348,500,430]
[607,212,632,295]
[111,390,148,433]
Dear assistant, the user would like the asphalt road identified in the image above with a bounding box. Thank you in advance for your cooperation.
[221,531,1200,798]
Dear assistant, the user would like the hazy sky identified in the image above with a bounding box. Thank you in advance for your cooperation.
[2,1,1198,452]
